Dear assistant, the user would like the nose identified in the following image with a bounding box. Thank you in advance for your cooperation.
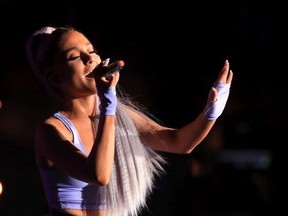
[83,53,95,65]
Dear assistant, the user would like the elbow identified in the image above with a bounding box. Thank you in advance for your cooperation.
[87,168,111,186]
[89,174,110,186]
[86,159,113,186]
[177,148,193,155]
[177,144,198,154]
[94,168,111,186]
[97,174,110,186]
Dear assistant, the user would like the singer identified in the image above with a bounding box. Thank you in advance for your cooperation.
[25,25,233,216]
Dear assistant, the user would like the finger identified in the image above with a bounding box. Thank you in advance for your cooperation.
[109,71,120,84]
[102,58,110,66]
[217,60,230,82]
[226,70,233,84]
[94,58,110,78]
[208,87,217,102]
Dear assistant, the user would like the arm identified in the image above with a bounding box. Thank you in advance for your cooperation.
[35,114,116,186]
[88,60,119,185]
[35,64,120,186]
[129,60,233,154]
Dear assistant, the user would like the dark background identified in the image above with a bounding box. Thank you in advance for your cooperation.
[0,1,286,215]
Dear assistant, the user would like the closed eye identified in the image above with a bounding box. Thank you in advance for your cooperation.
[66,50,98,62]
[67,56,79,61]
[90,50,98,54]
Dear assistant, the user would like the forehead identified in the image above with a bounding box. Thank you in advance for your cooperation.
[58,30,92,51]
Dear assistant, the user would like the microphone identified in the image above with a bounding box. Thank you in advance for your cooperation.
[97,59,125,80]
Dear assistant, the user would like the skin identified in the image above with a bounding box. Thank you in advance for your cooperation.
[35,30,233,216]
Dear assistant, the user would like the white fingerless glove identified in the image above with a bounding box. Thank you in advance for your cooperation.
[203,81,231,120]
[97,87,117,116]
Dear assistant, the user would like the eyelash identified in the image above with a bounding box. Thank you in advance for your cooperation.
[91,50,98,54]
[66,50,99,61]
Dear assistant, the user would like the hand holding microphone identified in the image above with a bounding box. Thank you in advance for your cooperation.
[94,58,124,116]
[93,58,125,80]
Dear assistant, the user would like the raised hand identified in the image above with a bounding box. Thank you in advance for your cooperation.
[203,60,233,120]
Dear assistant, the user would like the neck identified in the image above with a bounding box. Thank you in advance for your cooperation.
[59,94,98,120]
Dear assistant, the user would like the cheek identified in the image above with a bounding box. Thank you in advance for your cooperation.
[54,63,75,82]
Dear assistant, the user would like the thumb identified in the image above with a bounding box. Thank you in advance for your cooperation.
[208,87,217,102]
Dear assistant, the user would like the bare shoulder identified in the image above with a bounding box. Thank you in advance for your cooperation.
[35,115,72,144]
[34,115,74,167]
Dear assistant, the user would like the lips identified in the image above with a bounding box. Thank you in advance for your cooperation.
[85,71,94,78]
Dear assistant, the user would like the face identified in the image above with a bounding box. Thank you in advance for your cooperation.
[51,30,102,99]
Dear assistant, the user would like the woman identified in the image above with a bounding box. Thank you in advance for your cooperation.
[26,25,233,216]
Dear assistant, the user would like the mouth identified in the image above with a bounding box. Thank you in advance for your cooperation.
[85,71,94,78]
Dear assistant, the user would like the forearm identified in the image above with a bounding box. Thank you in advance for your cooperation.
[89,115,116,186]
[176,82,231,153]
[87,86,117,185]
[176,113,216,153]
[152,61,232,154]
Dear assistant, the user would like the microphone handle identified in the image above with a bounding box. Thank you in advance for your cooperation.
[103,60,124,78]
